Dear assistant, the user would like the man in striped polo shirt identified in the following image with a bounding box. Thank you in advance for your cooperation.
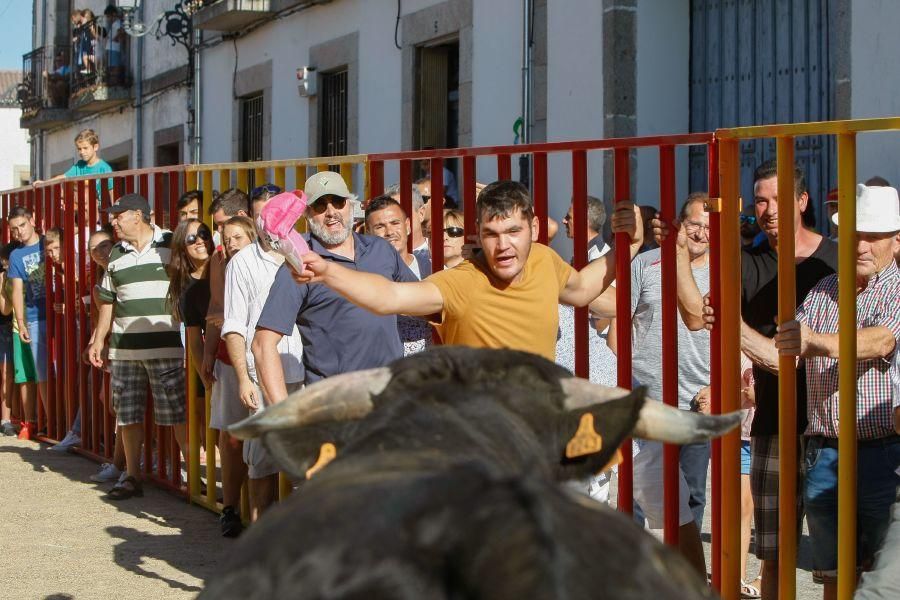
[88,194,186,500]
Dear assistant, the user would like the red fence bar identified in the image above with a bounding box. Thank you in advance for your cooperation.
[367,160,384,201]
[429,158,445,269]
[64,181,78,446]
[614,146,634,515]
[462,156,476,236]
[571,150,589,379]
[497,154,512,181]
[399,160,413,253]
[532,152,548,244]
[659,145,679,546]
[38,186,50,437]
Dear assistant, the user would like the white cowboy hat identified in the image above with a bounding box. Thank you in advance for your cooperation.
[831,184,900,233]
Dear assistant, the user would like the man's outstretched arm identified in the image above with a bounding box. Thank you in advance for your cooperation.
[294,253,445,317]
[560,201,642,307]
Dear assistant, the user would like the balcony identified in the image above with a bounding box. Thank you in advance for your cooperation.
[68,16,133,113]
[18,47,74,131]
[192,0,274,31]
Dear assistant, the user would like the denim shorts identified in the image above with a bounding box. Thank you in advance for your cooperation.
[803,435,900,578]
[26,320,47,382]
[740,439,751,476]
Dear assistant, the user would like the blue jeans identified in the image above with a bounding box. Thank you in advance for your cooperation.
[26,320,47,383]
[803,436,900,574]
[680,440,711,528]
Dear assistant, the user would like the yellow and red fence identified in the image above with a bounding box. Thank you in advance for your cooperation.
[2,117,896,600]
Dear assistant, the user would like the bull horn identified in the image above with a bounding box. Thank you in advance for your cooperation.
[634,401,742,444]
[560,378,741,443]
[228,368,392,440]
[560,378,633,410]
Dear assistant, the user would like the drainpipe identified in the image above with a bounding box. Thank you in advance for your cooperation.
[191,28,201,164]
[519,0,533,186]
[37,0,47,180]
[134,2,144,167]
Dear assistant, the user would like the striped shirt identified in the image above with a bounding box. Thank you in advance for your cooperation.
[97,225,183,361]
[797,260,900,439]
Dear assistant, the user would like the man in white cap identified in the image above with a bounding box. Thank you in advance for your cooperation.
[774,183,900,599]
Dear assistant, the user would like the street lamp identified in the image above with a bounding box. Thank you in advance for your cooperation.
[118,0,196,52]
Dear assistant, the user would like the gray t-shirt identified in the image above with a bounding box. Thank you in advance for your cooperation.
[630,248,710,409]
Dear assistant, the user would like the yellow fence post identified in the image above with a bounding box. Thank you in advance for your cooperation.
[836,132,858,600]
[218,169,230,196]
[776,136,798,600]
[718,138,743,600]
[187,352,201,501]
[237,168,249,192]
[274,166,286,191]
[185,170,198,192]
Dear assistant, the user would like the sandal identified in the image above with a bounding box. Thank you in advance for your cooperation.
[107,475,144,500]
[740,579,761,599]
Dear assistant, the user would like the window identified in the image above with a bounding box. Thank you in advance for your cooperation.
[319,69,348,157]
[240,93,264,162]
[414,41,459,153]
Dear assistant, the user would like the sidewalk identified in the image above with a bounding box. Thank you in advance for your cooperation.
[0,436,227,600]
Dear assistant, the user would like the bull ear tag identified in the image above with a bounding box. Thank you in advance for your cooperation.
[306,442,337,479]
[565,413,603,458]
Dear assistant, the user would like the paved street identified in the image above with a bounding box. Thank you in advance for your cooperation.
[0,436,227,600]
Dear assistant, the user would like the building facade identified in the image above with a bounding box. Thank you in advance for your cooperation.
[18,0,900,254]
[0,71,30,190]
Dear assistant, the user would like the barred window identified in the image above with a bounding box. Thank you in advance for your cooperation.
[240,93,264,162]
[319,69,348,157]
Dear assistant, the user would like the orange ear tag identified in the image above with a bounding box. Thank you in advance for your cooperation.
[305,442,337,479]
[565,413,604,459]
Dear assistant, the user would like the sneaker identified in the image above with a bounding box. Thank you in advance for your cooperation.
[219,506,243,538]
[50,430,81,452]
[0,421,17,436]
[17,421,35,441]
[90,463,122,483]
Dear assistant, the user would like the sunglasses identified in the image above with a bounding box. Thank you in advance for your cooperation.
[185,229,212,245]
[421,195,432,202]
[310,196,348,214]
[444,226,465,238]
[251,183,282,198]
[740,214,757,225]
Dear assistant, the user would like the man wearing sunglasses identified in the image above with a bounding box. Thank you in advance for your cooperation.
[254,171,419,403]
[293,180,642,362]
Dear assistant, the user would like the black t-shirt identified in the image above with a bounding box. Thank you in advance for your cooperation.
[181,275,210,333]
[741,236,838,435]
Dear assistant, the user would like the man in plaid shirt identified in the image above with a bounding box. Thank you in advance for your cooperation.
[775,183,900,598]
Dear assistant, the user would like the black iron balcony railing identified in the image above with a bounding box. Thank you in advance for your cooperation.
[18,46,72,111]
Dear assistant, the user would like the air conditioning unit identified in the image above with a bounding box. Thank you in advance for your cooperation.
[297,66,316,97]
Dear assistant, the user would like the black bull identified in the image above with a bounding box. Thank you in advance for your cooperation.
[200,347,740,599]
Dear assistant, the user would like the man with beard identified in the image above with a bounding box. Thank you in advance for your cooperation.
[253,172,418,400]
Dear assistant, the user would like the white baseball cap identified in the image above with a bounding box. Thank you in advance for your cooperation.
[831,184,900,233]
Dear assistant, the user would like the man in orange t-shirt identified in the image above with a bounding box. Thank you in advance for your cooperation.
[295,180,642,360]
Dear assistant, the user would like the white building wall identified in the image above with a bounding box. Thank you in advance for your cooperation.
[636,0,690,207]
[545,0,604,257]
[0,108,30,189]
[851,0,900,186]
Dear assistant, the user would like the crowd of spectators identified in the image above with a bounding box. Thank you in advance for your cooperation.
[2,124,898,599]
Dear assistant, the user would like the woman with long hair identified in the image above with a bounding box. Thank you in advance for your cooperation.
[166,218,214,389]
